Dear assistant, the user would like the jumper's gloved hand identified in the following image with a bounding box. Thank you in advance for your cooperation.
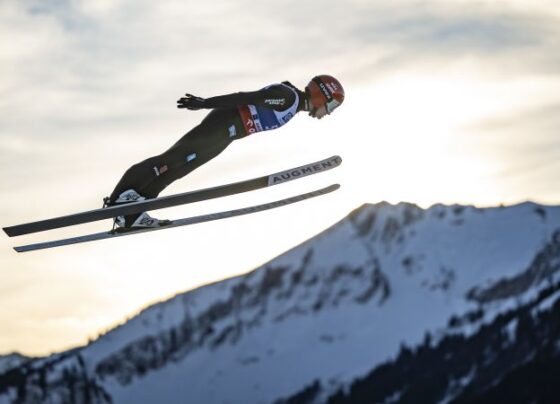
[177,94,207,110]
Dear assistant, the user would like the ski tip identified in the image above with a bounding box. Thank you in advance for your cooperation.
[325,155,342,166]
[324,183,341,193]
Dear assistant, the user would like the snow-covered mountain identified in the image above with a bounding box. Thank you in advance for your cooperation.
[2,201,560,404]
[0,355,28,376]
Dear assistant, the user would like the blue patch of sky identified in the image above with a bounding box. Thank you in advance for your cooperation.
[25,0,96,33]
[352,11,540,53]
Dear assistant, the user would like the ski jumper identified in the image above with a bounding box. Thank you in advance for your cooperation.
[109,82,304,203]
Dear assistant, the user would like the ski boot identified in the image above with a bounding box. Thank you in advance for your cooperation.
[103,189,171,232]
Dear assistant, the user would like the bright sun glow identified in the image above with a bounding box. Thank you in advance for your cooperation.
[333,69,560,208]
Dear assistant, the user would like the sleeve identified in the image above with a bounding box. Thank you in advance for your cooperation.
[203,85,296,111]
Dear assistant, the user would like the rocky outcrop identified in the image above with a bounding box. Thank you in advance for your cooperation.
[467,230,560,304]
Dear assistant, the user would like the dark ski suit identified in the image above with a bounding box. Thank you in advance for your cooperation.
[109,82,305,203]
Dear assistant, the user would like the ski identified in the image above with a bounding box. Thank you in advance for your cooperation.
[4,155,341,237]
[13,184,339,253]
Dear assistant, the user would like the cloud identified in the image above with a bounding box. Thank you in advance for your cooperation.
[4,1,560,86]
[465,101,560,195]
[1,0,560,171]
[338,3,560,78]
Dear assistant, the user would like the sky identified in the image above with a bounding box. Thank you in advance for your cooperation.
[1,0,560,356]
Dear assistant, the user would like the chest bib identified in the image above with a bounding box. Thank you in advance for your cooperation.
[238,83,299,135]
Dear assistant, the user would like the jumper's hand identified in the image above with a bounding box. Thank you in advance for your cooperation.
[177,94,207,110]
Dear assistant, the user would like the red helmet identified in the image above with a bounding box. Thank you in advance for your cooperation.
[306,74,345,113]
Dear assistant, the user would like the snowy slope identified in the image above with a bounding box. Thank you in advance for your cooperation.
[1,201,560,404]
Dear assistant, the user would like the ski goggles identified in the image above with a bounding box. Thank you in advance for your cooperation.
[325,99,342,114]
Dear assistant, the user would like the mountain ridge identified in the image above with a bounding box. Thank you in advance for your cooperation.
[1,200,559,404]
